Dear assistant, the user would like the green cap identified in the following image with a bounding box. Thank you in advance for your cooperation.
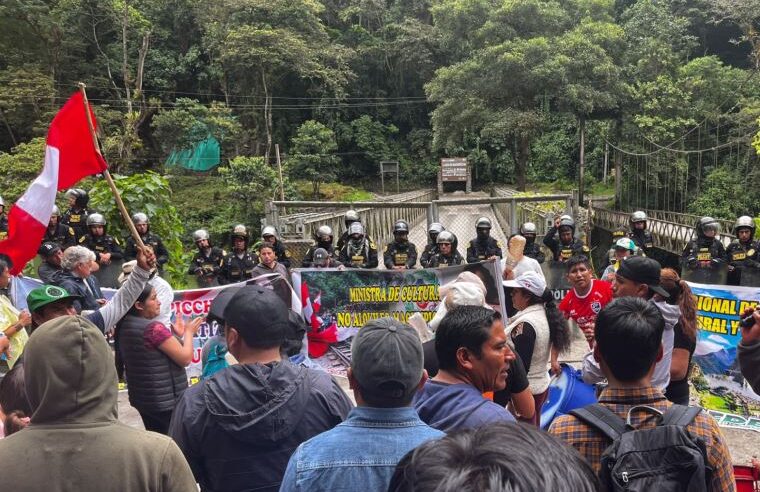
[27,285,81,313]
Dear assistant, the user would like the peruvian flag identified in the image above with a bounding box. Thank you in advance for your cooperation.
[0,92,107,274]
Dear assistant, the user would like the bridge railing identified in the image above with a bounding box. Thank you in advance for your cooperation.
[629,208,736,237]
[491,187,574,236]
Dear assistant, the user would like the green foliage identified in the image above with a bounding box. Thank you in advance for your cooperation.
[687,165,760,219]
[88,172,190,287]
[287,120,338,198]
[218,156,280,229]
[0,137,45,203]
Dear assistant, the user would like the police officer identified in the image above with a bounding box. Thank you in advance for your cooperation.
[519,222,545,264]
[682,216,727,272]
[302,225,341,267]
[219,224,257,284]
[43,205,69,247]
[420,223,444,268]
[628,211,655,257]
[124,212,170,272]
[466,217,502,263]
[727,216,760,286]
[542,215,590,263]
[254,225,291,270]
[61,188,90,246]
[0,196,7,241]
[384,220,418,270]
[428,231,464,267]
[338,222,378,268]
[336,209,361,251]
[81,213,124,266]
[188,229,226,287]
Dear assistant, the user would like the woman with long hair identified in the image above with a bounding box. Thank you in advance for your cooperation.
[658,268,698,405]
[117,284,202,434]
[503,271,571,426]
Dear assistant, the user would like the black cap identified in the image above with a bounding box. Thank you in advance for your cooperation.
[616,256,669,298]
[223,285,291,346]
[38,242,61,257]
[208,286,242,322]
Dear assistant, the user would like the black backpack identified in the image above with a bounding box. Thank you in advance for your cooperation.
[569,404,712,491]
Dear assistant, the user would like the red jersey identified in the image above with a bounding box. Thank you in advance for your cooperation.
[558,279,613,328]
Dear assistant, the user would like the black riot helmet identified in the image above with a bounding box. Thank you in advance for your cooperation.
[696,217,719,239]
[476,216,492,240]
[65,188,89,208]
[394,220,409,235]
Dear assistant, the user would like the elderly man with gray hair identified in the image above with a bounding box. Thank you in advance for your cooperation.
[56,245,105,313]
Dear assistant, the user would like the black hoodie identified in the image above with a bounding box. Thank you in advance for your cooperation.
[169,359,352,492]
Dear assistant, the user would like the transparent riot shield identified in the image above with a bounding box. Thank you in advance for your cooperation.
[681,262,728,286]
[739,267,760,287]
[543,260,572,302]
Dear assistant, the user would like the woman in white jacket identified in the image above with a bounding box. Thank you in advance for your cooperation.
[503,271,571,426]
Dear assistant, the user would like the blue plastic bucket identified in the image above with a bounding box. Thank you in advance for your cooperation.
[540,363,597,429]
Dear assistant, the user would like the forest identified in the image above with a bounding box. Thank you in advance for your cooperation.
[2,0,760,233]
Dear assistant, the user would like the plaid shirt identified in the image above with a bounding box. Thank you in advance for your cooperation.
[549,386,735,492]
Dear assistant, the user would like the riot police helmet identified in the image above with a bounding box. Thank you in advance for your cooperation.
[262,225,277,239]
[428,222,444,240]
[558,216,575,233]
[132,212,149,225]
[348,222,365,239]
[630,211,648,225]
[316,225,333,243]
[476,217,492,230]
[437,230,456,245]
[520,222,537,236]
[733,216,756,236]
[86,213,106,227]
[65,188,90,208]
[393,220,409,235]
[231,224,249,240]
[696,216,720,238]
[345,210,360,227]
[193,229,210,243]
[51,205,60,217]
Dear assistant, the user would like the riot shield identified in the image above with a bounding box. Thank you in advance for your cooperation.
[739,267,760,287]
[681,262,728,286]
[93,258,125,289]
[543,260,572,302]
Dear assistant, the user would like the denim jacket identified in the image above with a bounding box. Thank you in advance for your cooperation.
[279,406,444,492]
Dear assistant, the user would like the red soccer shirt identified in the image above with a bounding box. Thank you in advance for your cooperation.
[558,279,613,329]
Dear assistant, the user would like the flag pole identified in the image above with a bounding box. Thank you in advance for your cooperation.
[77,82,146,250]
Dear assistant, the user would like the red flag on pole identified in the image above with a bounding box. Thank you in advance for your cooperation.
[0,92,107,274]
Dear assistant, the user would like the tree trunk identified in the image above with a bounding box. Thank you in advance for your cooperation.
[515,135,529,191]
[262,72,272,164]
[122,0,132,114]
[578,116,585,207]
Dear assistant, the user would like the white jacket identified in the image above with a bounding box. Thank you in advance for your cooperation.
[505,304,551,395]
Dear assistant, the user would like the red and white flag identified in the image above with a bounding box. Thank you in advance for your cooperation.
[0,92,107,274]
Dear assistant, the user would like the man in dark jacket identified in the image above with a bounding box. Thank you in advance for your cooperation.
[543,215,589,263]
[169,286,353,492]
[37,242,64,284]
[57,245,105,312]
[466,217,502,264]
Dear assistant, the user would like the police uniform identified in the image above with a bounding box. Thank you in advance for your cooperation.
[419,243,439,268]
[43,223,69,247]
[727,239,760,286]
[125,233,170,271]
[629,229,655,257]
[542,226,589,262]
[80,234,124,263]
[188,247,226,287]
[0,213,7,241]
[466,237,503,263]
[523,241,545,264]
[61,207,89,246]
[428,250,464,267]
[302,243,341,267]
[383,241,418,269]
[253,239,292,270]
[338,238,379,269]
[682,238,727,270]
[219,250,257,284]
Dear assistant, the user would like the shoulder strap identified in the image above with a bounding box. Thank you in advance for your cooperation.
[569,404,628,441]
[660,404,702,427]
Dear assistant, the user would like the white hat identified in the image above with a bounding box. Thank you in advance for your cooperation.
[502,271,547,297]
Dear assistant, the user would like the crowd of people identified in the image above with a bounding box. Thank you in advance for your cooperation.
[0,187,759,491]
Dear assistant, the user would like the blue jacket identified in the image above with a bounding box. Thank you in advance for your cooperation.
[279,406,443,492]
[57,271,103,313]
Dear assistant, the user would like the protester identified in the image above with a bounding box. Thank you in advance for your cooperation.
[117,285,201,434]
[200,286,241,380]
[428,271,488,332]
[0,363,31,437]
[503,271,571,425]
[256,225,292,270]
[600,237,636,281]
[251,243,292,306]
[37,241,64,284]
[280,318,443,491]
[388,422,600,492]
[549,297,735,491]
[0,257,30,368]
[118,259,173,326]
[558,255,613,346]
[413,305,516,431]
[658,268,698,405]
[57,245,105,312]
[583,256,675,391]
[739,306,760,394]
[0,315,197,491]
[27,247,156,334]
[169,285,352,492]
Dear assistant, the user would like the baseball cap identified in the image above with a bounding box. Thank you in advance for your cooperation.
[207,286,242,323]
[502,271,547,297]
[351,317,424,401]
[614,237,636,251]
[27,285,81,313]
[38,242,61,258]
[616,256,670,298]
[223,285,291,347]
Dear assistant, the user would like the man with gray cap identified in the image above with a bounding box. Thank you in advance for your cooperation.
[169,285,352,492]
[280,318,443,492]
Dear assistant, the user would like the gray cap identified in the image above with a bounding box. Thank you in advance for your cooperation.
[351,317,423,402]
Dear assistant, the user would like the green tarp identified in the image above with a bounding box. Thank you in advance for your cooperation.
[166,136,221,171]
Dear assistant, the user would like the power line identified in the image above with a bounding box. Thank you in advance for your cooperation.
[605,131,756,157]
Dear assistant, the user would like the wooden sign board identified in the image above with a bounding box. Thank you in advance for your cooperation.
[440,158,468,182]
